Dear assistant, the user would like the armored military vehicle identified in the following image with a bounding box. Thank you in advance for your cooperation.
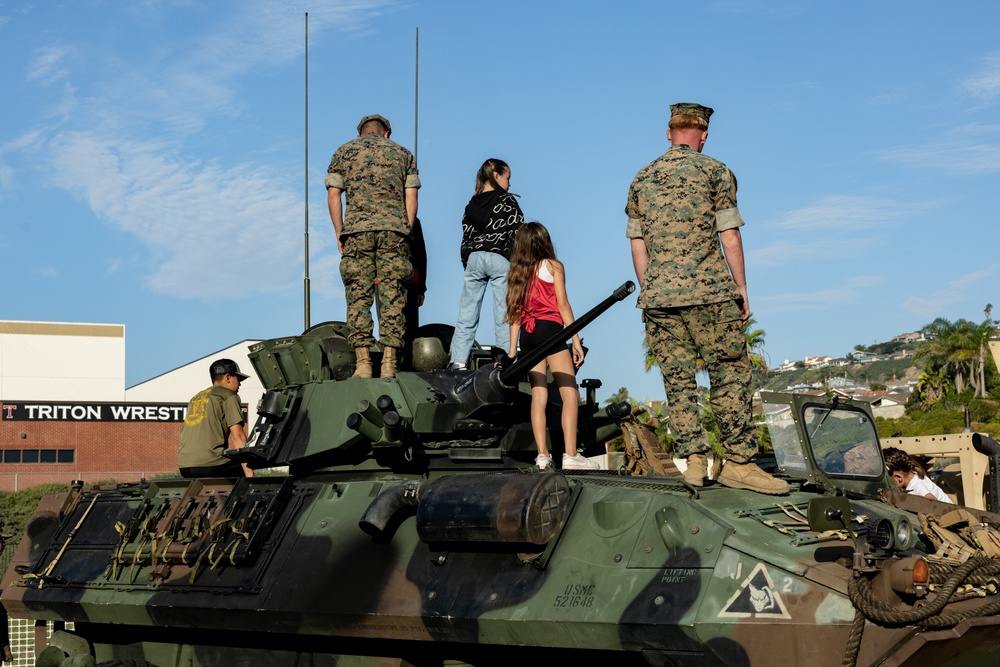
[4,281,1000,667]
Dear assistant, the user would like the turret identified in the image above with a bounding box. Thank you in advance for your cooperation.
[228,281,635,475]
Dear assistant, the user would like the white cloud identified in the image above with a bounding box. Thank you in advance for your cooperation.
[748,195,915,268]
[11,0,399,301]
[82,0,401,135]
[32,266,59,279]
[756,275,886,313]
[0,163,12,193]
[769,195,907,231]
[45,130,332,299]
[961,52,1000,101]
[901,265,1000,317]
[27,44,70,85]
[880,125,1000,174]
[748,237,883,269]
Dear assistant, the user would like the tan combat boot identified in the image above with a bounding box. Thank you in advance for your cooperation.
[380,346,398,379]
[683,453,708,487]
[352,346,372,379]
[717,461,790,495]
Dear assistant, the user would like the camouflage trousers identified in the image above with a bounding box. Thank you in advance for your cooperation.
[340,231,412,349]
[644,299,757,464]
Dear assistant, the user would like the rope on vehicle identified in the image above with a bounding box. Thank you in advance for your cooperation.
[841,556,1000,667]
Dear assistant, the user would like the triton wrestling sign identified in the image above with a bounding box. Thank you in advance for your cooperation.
[1,402,246,423]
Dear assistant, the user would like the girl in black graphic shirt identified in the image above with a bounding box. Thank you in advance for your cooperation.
[448,158,524,369]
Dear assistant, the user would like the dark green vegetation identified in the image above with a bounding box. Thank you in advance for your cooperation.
[0,483,69,577]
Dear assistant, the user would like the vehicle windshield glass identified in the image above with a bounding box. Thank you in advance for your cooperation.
[763,400,807,472]
[803,405,883,477]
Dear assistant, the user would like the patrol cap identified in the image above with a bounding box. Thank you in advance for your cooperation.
[669,102,714,127]
[357,114,392,137]
[209,358,250,382]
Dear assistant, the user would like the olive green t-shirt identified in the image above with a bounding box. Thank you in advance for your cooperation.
[177,385,245,468]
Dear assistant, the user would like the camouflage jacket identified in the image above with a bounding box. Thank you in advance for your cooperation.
[325,134,421,236]
[625,144,744,309]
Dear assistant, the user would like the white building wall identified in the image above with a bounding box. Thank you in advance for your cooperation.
[0,321,125,401]
[126,341,265,427]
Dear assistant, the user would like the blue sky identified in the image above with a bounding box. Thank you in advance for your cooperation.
[2,0,998,403]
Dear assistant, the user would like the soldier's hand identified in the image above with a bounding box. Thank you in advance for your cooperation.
[736,287,750,321]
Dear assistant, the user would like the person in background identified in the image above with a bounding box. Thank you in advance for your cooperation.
[626,102,787,495]
[326,113,420,379]
[178,358,254,479]
[449,158,524,370]
[885,448,953,503]
[504,222,599,471]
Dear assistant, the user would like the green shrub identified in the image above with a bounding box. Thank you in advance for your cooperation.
[0,483,71,576]
[969,399,1000,424]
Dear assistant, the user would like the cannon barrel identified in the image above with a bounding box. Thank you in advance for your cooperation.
[453,281,635,414]
[498,280,635,387]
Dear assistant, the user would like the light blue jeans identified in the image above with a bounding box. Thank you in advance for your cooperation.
[450,251,511,364]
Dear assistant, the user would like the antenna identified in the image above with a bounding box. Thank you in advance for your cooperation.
[303,12,311,331]
[414,27,419,163]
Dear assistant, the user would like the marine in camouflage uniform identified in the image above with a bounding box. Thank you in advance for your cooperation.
[326,114,421,377]
[626,103,787,495]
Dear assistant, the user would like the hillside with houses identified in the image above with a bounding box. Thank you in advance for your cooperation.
[760,331,928,419]
[757,317,1000,441]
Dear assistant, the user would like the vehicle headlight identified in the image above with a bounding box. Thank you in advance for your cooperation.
[895,519,913,549]
[873,519,895,550]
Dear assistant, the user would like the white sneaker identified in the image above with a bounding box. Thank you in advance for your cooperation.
[535,454,553,471]
[562,453,599,470]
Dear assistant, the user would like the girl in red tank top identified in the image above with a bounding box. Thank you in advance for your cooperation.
[504,223,599,471]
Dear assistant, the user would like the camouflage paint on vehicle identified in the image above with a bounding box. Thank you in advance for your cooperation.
[3,283,1000,667]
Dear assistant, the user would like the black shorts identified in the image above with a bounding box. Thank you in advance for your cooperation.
[519,319,565,357]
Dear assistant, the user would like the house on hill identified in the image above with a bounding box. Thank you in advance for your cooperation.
[891,332,926,344]
[854,391,910,419]
[849,350,880,364]
[773,360,799,374]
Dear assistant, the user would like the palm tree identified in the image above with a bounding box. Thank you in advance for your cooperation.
[744,315,768,375]
[974,304,996,398]
[913,315,999,398]
[915,318,976,395]
[911,366,948,409]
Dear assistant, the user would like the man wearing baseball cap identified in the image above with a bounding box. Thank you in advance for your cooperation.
[177,358,253,478]
[326,114,421,379]
[626,103,787,495]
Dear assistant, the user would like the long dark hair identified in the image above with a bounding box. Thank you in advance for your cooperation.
[475,158,510,194]
[505,222,557,324]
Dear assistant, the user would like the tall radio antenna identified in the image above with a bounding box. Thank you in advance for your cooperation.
[303,12,311,331]
[414,27,419,163]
